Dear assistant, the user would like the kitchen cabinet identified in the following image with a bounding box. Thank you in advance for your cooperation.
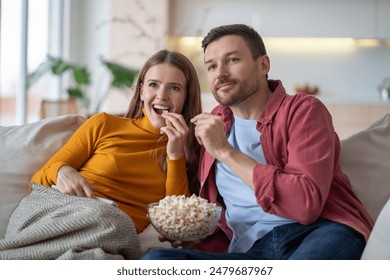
[169,0,390,39]
[324,102,390,139]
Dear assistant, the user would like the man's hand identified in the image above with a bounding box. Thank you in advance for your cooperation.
[56,165,95,198]
[191,113,233,160]
[192,112,257,189]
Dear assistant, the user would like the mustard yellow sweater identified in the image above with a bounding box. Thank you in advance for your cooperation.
[31,112,189,232]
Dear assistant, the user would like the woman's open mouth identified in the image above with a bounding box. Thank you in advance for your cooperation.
[153,104,170,115]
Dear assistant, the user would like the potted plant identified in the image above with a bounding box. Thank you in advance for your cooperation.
[27,55,138,115]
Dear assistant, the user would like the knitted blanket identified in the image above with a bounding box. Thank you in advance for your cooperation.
[0,183,141,260]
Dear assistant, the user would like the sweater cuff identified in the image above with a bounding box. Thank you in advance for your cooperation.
[166,156,186,176]
[47,161,69,184]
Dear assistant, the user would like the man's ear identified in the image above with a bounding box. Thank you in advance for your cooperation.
[258,55,270,75]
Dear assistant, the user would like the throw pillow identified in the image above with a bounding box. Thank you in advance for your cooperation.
[340,113,390,222]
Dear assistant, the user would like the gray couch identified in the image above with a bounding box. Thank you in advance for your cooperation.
[1,113,390,259]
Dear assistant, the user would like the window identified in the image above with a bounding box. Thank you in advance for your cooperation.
[0,0,49,125]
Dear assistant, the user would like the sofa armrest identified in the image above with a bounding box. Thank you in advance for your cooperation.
[361,197,390,259]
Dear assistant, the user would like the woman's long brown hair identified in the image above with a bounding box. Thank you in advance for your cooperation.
[124,50,202,193]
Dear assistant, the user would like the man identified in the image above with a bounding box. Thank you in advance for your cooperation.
[142,24,373,260]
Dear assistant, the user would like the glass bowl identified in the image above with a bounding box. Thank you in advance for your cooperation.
[147,200,222,242]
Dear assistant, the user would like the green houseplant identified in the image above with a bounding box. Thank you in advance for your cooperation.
[27,55,138,114]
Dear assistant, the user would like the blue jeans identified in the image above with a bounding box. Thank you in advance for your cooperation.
[141,218,366,260]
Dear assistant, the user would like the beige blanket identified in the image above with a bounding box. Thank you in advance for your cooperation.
[0,183,141,260]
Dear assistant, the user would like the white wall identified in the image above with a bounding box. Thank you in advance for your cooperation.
[66,0,169,114]
[170,0,390,38]
[170,0,390,102]
[106,0,169,114]
[66,0,390,112]
[267,43,390,101]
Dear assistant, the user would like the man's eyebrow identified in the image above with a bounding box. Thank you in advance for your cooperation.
[204,58,213,65]
[204,50,239,64]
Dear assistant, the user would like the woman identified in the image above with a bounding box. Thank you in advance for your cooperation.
[32,49,202,232]
[0,50,202,260]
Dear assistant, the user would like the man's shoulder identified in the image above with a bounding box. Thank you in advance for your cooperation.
[279,93,331,124]
[283,92,325,109]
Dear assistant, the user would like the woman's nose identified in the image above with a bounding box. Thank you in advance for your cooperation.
[156,88,169,100]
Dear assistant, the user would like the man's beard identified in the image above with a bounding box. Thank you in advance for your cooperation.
[212,79,259,107]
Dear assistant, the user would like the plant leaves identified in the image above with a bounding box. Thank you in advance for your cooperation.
[27,60,52,88]
[50,56,71,75]
[67,87,84,99]
[101,58,138,89]
[71,65,90,85]
[67,87,90,108]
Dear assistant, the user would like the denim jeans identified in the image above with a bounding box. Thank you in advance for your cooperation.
[141,218,366,260]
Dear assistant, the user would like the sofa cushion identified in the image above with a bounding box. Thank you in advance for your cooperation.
[340,113,390,222]
[361,197,390,259]
[0,114,86,239]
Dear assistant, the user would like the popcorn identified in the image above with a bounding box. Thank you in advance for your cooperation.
[147,194,221,241]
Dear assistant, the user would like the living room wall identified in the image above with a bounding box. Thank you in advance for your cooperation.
[66,0,169,115]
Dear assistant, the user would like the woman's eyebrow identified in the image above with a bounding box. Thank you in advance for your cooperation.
[168,82,184,87]
[146,79,159,83]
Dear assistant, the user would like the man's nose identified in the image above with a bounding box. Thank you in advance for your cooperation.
[216,64,228,81]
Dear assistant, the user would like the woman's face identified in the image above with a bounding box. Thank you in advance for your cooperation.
[140,63,187,128]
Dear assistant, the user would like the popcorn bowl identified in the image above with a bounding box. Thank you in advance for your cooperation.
[147,195,222,242]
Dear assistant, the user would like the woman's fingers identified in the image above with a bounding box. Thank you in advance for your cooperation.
[160,113,188,160]
[56,165,95,198]
[161,113,188,133]
[81,180,96,198]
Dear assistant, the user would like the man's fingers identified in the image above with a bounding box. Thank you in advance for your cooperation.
[195,135,203,146]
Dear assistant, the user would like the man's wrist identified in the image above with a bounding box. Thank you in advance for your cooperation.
[215,144,236,163]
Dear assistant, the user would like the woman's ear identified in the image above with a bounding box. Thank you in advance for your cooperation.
[140,84,144,101]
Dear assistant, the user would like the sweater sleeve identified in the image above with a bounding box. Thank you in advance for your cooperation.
[31,113,105,186]
[165,156,189,196]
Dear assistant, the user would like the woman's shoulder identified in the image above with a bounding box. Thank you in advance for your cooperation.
[84,112,130,131]
[89,112,127,122]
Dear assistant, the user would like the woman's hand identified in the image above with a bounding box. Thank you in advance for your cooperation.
[160,112,189,160]
[56,165,95,198]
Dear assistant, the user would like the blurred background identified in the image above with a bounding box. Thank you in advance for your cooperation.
[1,0,390,138]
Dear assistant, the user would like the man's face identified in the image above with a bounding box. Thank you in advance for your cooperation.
[204,35,265,107]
